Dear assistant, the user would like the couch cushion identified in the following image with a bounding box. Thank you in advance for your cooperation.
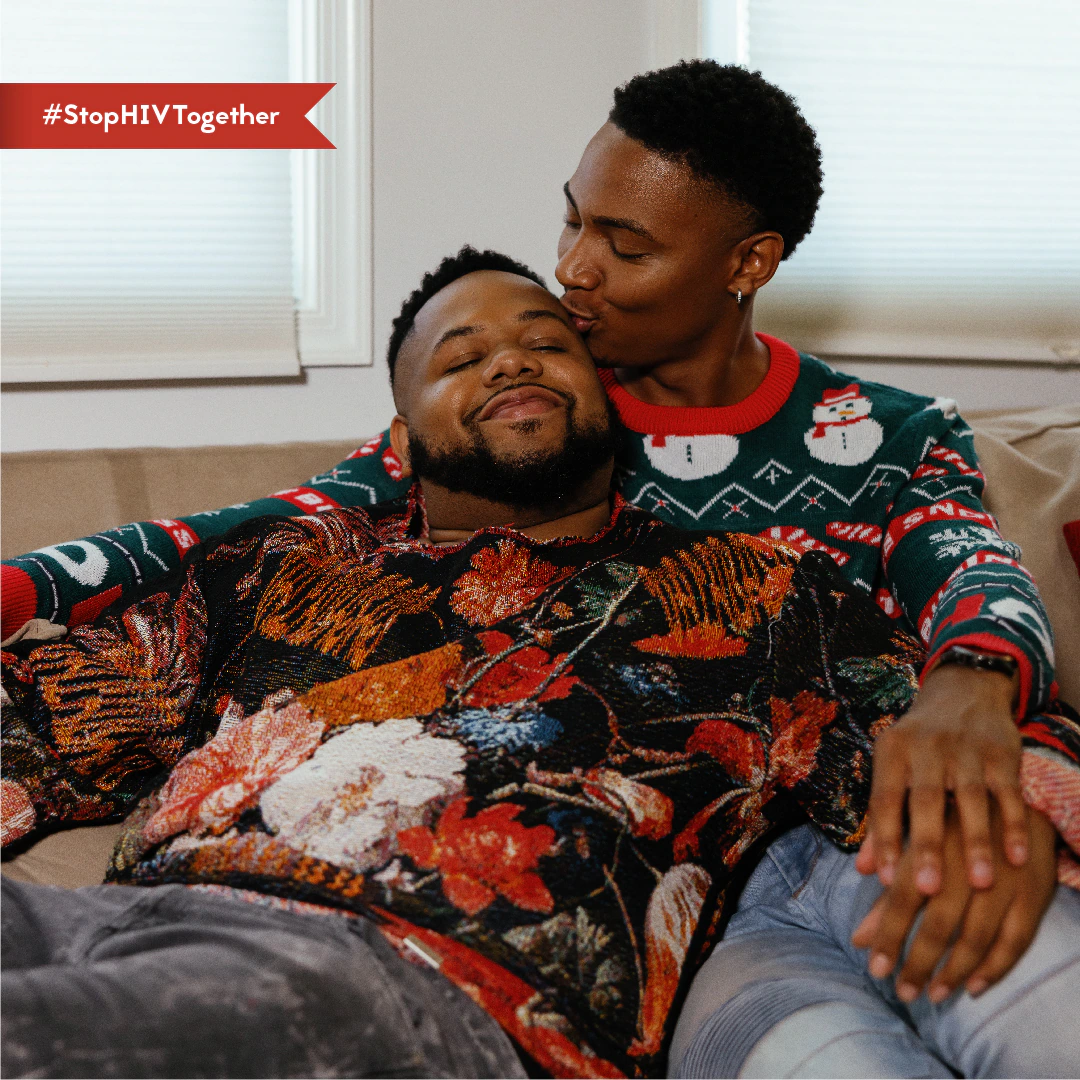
[0,822,125,888]
[0,440,360,559]
[968,406,1080,707]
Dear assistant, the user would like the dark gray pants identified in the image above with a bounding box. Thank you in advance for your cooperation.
[1,878,525,1079]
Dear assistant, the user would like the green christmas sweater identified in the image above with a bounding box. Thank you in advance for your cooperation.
[0,335,1056,714]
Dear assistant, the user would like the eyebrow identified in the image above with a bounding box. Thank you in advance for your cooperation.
[563,181,656,242]
[433,323,482,351]
[433,309,568,353]
[516,309,570,327]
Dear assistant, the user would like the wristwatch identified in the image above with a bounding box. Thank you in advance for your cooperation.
[933,644,1018,679]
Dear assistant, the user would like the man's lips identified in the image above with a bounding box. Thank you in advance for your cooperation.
[561,297,599,334]
[476,385,567,422]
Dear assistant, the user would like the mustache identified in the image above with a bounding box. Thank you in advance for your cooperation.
[462,382,575,426]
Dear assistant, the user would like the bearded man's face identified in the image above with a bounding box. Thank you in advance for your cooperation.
[390,270,615,514]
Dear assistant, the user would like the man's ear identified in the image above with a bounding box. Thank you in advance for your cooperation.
[389,415,414,477]
[728,231,785,299]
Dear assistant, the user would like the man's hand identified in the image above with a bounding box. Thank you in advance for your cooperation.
[856,662,1028,894]
[851,804,1057,1002]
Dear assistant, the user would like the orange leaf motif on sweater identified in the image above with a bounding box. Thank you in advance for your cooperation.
[684,720,765,785]
[769,690,837,789]
[582,768,674,840]
[398,798,556,916]
[450,540,566,625]
[629,863,711,1058]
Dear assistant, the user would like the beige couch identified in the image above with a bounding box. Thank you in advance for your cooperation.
[3,407,1078,888]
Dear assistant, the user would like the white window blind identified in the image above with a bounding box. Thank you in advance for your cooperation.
[0,0,300,382]
[707,0,1080,363]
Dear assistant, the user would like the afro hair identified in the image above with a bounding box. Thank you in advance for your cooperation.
[609,60,823,259]
[387,244,547,383]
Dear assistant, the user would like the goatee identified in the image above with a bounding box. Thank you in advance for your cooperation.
[408,400,615,511]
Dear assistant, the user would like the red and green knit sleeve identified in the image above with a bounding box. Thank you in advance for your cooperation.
[0,429,406,641]
[880,417,1056,714]
[1,553,213,845]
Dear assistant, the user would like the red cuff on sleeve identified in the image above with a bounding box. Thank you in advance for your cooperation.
[1,565,39,641]
[921,631,1034,720]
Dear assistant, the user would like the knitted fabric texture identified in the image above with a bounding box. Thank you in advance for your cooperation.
[1,339,1056,717]
[3,494,1079,1078]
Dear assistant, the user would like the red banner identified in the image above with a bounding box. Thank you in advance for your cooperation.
[271,487,341,514]
[150,518,201,556]
[0,83,334,149]
[758,526,849,566]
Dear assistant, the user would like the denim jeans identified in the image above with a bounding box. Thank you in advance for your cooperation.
[1,878,525,1079]
[669,824,1080,1079]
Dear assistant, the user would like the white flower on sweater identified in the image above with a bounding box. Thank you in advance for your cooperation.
[259,718,466,872]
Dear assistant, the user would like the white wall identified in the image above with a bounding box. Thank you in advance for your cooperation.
[2,0,1075,452]
[1,0,653,451]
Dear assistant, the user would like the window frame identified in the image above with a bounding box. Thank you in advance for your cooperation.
[0,0,373,384]
[291,0,374,368]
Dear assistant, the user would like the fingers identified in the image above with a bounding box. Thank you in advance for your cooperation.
[985,756,1029,867]
[853,863,925,982]
[961,816,1056,996]
[855,832,877,876]
[952,766,993,890]
[905,750,948,895]
[866,730,910,886]
[925,887,1011,1002]
[893,863,971,1002]
[851,893,885,949]
[964,902,1038,997]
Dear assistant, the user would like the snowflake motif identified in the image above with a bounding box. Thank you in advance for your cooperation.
[927,526,1016,561]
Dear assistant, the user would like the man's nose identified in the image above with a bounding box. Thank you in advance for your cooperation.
[482,345,542,385]
[555,236,601,292]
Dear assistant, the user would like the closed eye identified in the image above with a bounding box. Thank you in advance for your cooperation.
[445,356,482,374]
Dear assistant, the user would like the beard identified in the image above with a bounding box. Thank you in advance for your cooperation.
[407,396,616,512]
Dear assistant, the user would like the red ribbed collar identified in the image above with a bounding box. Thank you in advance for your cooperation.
[598,333,800,436]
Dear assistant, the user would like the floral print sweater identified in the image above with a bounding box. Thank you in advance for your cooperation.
[3,492,1079,1079]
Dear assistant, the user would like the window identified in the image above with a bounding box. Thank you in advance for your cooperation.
[704,0,1080,364]
[0,0,372,382]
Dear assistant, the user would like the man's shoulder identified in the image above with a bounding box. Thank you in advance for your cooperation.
[202,501,408,565]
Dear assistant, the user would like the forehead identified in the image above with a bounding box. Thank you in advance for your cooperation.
[570,123,710,221]
[409,270,566,355]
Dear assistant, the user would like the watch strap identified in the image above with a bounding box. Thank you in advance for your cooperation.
[933,644,1019,678]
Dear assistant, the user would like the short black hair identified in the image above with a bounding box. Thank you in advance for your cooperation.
[609,60,823,258]
[387,245,547,383]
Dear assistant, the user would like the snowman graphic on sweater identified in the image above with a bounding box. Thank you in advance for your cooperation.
[642,433,739,480]
[804,383,883,466]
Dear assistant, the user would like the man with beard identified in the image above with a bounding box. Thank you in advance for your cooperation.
[3,254,1079,1079]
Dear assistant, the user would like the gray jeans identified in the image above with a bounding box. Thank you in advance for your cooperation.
[1,878,526,1079]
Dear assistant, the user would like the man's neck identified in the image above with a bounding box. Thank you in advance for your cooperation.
[612,310,770,409]
[420,474,614,544]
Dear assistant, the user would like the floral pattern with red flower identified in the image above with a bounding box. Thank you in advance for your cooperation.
[398,798,556,916]
[143,701,324,844]
[456,630,580,708]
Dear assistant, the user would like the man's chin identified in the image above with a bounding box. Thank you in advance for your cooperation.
[408,418,615,512]
[480,416,568,450]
